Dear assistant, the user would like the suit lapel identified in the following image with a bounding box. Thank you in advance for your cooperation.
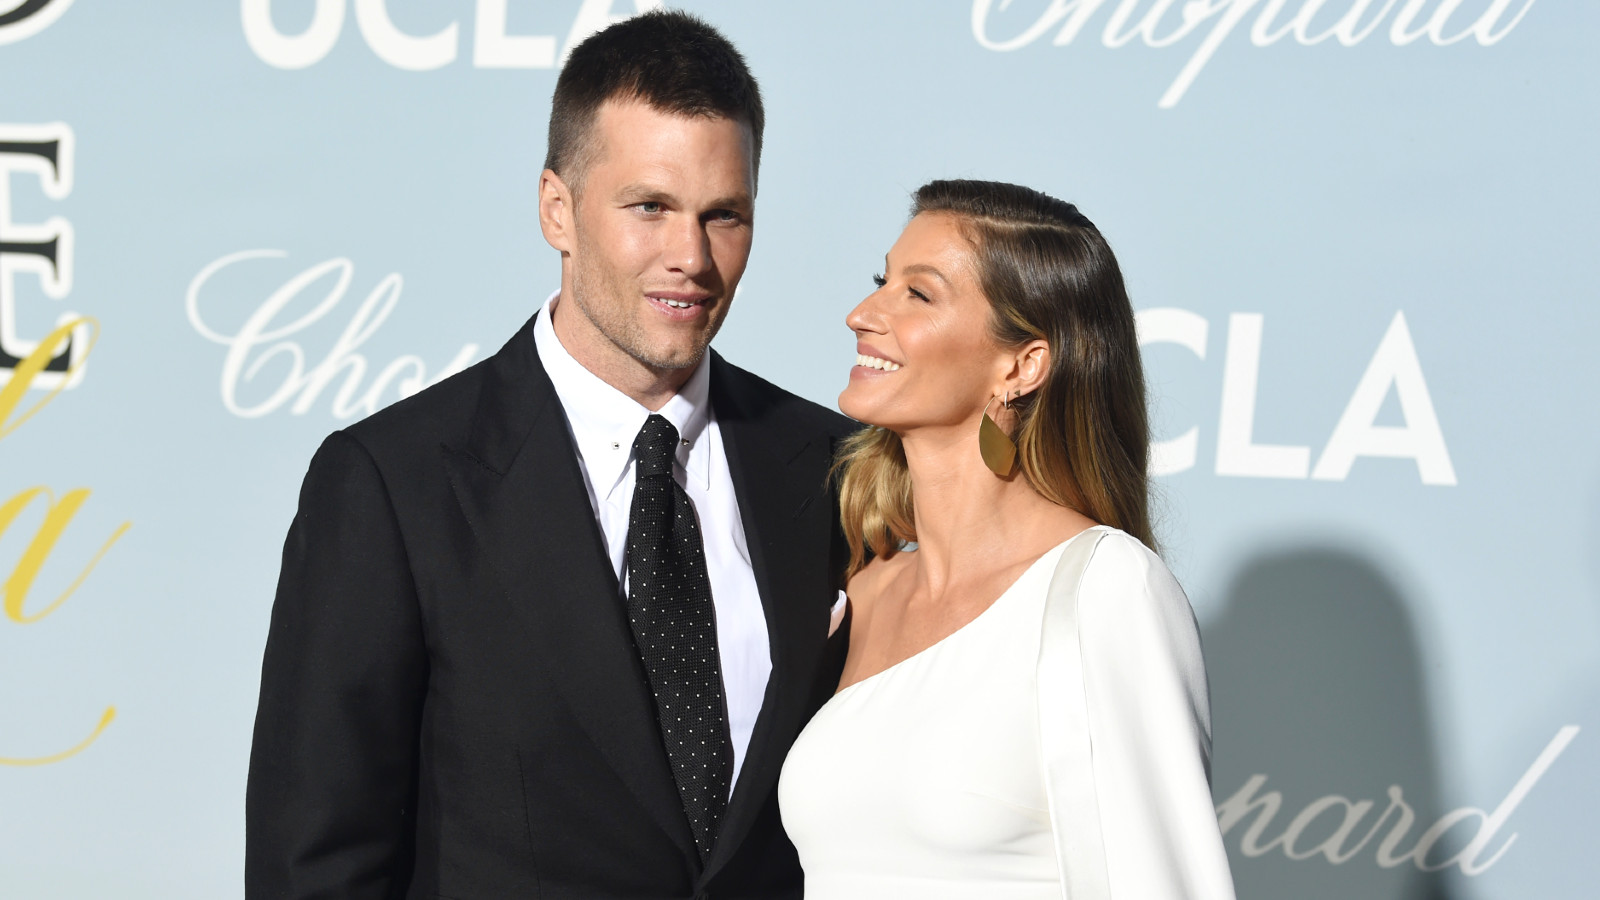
[439,315,697,864]
[703,353,835,880]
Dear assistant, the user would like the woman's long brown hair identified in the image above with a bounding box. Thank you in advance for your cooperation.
[836,179,1154,577]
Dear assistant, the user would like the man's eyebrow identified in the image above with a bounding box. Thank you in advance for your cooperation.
[708,192,754,212]
[614,184,753,211]
[615,184,673,203]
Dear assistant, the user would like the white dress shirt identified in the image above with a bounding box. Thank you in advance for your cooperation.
[533,293,771,791]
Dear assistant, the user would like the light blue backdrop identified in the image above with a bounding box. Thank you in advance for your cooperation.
[1,1,1594,898]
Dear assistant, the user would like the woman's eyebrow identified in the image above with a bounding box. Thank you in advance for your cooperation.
[901,263,950,285]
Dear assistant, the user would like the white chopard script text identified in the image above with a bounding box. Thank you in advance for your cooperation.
[1216,726,1578,875]
[186,250,479,419]
[971,0,1538,107]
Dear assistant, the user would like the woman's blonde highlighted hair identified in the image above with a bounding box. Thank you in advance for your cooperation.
[837,179,1154,576]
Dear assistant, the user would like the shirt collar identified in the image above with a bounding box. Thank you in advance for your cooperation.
[533,291,712,499]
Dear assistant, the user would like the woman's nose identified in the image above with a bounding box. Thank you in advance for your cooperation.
[846,292,885,334]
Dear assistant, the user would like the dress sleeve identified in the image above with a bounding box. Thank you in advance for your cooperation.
[1038,530,1236,900]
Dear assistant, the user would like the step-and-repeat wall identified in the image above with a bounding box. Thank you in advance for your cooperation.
[2,1,1594,897]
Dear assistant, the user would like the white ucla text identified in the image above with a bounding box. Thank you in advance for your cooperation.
[1137,308,1456,485]
[242,0,661,70]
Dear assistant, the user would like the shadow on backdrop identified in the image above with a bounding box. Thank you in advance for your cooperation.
[1512,481,1600,898]
[1205,547,1453,900]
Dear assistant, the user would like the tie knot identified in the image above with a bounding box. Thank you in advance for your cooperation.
[633,414,680,478]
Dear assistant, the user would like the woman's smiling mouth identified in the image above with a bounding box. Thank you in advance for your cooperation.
[854,353,901,372]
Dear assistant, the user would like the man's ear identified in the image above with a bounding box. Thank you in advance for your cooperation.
[538,169,575,253]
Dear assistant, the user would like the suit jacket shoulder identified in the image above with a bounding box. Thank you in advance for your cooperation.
[341,314,547,477]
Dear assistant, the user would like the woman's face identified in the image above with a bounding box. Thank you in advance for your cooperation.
[839,213,1014,434]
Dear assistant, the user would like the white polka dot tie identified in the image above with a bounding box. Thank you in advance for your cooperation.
[625,414,731,860]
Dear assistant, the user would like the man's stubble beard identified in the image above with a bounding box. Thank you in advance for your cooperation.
[568,226,719,374]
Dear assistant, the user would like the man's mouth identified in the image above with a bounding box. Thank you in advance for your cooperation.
[648,291,712,308]
[646,292,714,319]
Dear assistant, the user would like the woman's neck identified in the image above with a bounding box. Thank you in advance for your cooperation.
[898,422,1090,596]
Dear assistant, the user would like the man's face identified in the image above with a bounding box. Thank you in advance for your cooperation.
[544,99,756,384]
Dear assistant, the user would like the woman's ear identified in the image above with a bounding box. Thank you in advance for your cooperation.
[1014,340,1051,397]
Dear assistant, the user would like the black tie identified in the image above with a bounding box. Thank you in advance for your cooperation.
[625,414,731,860]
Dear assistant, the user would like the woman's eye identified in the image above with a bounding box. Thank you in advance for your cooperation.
[872,273,886,287]
[909,288,930,303]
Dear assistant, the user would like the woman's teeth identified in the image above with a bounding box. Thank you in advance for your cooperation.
[659,298,698,309]
[856,353,901,371]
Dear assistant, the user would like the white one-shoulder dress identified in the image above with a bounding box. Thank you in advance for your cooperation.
[777,526,1236,900]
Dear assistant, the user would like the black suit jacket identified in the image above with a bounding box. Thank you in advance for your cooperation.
[246,313,856,899]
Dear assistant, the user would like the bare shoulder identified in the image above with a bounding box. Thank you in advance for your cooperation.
[844,549,913,615]
[836,550,917,690]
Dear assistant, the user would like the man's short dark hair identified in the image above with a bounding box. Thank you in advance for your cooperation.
[544,10,764,191]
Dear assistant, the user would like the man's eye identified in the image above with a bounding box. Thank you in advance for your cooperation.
[710,209,741,223]
[638,202,663,214]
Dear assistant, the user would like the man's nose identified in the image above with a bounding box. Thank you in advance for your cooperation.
[664,217,712,277]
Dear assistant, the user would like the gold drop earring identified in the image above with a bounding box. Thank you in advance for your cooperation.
[979,391,1017,477]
